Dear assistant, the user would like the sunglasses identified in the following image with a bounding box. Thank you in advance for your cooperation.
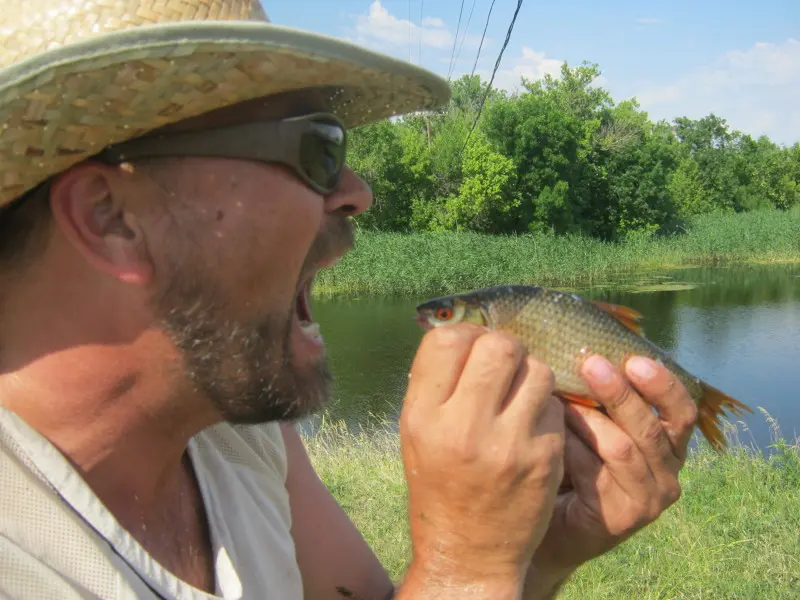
[92,112,348,195]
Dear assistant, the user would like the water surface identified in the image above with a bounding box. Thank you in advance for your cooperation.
[303,263,800,451]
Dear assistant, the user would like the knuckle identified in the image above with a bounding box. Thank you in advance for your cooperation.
[526,357,555,388]
[646,500,665,523]
[477,331,522,361]
[399,408,424,440]
[641,419,666,447]
[609,385,636,411]
[609,438,636,464]
[526,435,565,478]
[491,446,522,478]
[441,430,480,463]
[663,481,682,506]
[629,499,658,528]
[681,402,699,430]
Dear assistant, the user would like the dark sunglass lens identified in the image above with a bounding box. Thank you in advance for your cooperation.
[300,121,346,191]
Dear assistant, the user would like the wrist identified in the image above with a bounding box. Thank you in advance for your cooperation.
[396,553,526,600]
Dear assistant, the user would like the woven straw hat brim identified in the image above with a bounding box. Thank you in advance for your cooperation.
[0,21,452,206]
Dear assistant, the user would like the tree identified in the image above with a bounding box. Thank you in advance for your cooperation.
[344,61,799,239]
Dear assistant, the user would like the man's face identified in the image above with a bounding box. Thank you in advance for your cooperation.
[138,94,373,425]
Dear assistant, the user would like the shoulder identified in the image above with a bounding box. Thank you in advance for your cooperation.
[192,420,290,482]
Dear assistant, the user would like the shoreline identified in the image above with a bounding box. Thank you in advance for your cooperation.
[312,209,800,298]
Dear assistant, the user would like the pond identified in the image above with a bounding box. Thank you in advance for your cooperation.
[302,263,800,452]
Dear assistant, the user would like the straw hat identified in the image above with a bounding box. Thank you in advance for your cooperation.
[0,0,451,207]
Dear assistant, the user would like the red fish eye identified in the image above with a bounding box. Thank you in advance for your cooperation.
[435,307,453,320]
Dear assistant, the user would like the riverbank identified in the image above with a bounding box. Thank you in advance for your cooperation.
[302,412,800,599]
[314,208,800,297]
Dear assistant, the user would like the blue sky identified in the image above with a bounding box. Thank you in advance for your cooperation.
[261,0,799,146]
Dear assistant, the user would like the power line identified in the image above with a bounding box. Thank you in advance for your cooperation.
[462,0,525,152]
[453,0,478,74]
[471,0,497,77]
[447,0,467,79]
[419,0,424,64]
[408,0,412,62]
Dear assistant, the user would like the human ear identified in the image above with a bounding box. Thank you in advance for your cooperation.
[48,162,154,286]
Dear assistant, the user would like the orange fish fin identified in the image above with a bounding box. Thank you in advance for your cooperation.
[696,381,754,452]
[556,391,601,408]
[591,300,645,335]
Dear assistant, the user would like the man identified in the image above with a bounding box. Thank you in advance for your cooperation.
[0,1,698,599]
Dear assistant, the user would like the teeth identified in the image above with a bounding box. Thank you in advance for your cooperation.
[299,321,322,341]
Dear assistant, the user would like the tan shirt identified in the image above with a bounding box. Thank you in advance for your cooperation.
[0,407,304,599]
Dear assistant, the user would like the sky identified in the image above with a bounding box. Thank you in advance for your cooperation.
[261,0,799,147]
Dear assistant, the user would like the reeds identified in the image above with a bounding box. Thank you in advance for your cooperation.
[314,208,800,297]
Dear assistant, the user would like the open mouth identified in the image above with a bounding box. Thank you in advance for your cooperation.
[293,253,345,350]
[296,277,321,341]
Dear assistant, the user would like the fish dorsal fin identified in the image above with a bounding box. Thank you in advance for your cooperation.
[591,300,645,335]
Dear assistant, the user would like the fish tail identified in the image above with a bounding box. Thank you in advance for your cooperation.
[696,381,753,452]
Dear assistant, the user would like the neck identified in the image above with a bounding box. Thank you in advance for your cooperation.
[0,296,219,527]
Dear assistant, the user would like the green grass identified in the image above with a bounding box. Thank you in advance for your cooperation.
[314,208,800,297]
[302,411,800,599]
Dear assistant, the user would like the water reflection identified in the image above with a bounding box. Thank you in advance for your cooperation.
[303,264,800,451]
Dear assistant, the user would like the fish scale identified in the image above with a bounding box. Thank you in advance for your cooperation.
[415,284,752,451]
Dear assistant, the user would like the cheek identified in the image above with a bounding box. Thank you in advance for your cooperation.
[202,170,323,307]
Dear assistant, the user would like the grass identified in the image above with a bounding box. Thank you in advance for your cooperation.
[314,208,800,297]
[302,410,800,599]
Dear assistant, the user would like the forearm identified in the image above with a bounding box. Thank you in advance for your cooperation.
[521,563,575,600]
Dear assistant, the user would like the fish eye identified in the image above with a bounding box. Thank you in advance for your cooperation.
[435,307,453,320]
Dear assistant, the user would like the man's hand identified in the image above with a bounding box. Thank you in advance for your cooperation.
[396,323,565,600]
[522,354,698,599]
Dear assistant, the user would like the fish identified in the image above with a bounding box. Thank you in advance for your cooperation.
[414,284,752,451]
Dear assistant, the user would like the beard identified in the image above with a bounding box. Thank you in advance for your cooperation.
[150,216,354,425]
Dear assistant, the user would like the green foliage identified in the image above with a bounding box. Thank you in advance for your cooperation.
[304,412,800,599]
[433,131,519,232]
[346,63,800,241]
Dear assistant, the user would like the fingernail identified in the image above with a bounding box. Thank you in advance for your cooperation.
[585,355,614,384]
[627,356,656,382]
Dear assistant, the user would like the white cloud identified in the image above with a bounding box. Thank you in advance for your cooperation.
[466,46,610,94]
[513,47,566,82]
[634,38,800,145]
[467,46,565,93]
[421,17,445,28]
[350,0,487,54]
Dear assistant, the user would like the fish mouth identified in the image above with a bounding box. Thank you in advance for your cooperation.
[414,298,448,331]
[414,313,434,331]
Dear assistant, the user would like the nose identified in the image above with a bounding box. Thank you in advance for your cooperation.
[324,166,373,217]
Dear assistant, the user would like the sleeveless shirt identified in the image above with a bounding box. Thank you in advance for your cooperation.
[0,407,305,599]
